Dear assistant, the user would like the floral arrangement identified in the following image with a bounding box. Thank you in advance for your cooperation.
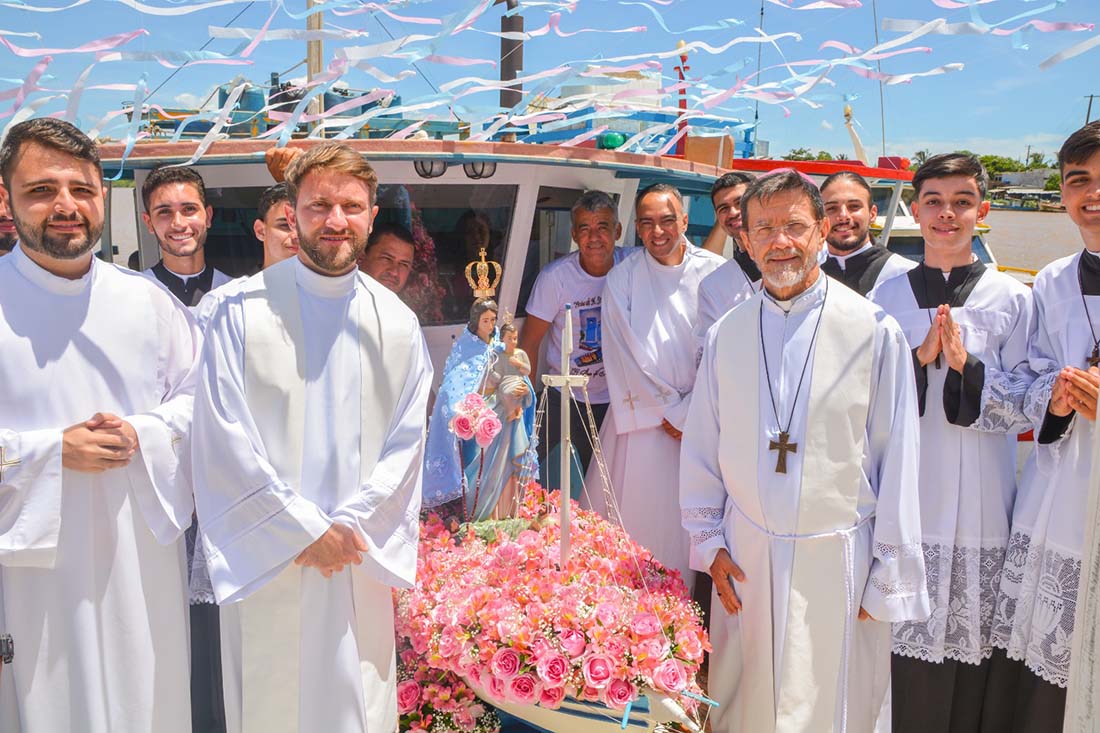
[396,634,501,733]
[448,393,502,449]
[394,485,709,723]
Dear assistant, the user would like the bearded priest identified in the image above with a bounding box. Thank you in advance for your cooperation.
[192,142,432,733]
[680,169,929,731]
[0,119,201,732]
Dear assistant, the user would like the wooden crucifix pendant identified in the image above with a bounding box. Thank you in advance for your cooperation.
[1089,345,1100,369]
[768,431,798,474]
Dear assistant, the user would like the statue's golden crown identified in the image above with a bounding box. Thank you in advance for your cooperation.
[464,247,502,299]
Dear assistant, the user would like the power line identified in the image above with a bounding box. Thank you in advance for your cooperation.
[146,2,256,104]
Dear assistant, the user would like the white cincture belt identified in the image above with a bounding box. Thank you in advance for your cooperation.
[726,497,875,733]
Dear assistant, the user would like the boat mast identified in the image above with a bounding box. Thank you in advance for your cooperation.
[307,0,324,120]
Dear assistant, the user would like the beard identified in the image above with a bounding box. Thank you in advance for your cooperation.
[297,227,365,274]
[14,211,100,260]
[761,247,816,292]
[0,232,15,252]
[826,230,868,253]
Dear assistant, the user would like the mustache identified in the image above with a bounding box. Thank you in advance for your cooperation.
[764,248,801,262]
[47,212,87,225]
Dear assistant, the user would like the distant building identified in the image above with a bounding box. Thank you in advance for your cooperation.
[1001,168,1058,188]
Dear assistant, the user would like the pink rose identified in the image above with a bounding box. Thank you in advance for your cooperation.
[509,673,540,704]
[474,413,502,448]
[581,653,614,689]
[634,636,671,664]
[653,658,687,693]
[462,393,486,412]
[453,708,477,732]
[450,413,475,441]
[396,680,421,714]
[630,612,662,638]
[606,678,637,710]
[559,629,587,659]
[490,647,522,680]
[535,653,570,688]
[539,685,567,709]
[595,601,621,628]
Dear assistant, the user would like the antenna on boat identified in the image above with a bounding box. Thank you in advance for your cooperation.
[542,305,589,564]
[871,0,887,157]
[752,0,764,153]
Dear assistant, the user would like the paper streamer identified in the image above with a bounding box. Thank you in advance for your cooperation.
[0,29,147,57]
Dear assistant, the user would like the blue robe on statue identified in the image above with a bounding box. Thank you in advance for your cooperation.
[464,350,538,520]
[423,329,498,507]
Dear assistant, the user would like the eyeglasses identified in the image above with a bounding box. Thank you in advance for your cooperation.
[745,220,819,244]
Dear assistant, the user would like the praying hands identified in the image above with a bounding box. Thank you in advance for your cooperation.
[62,412,139,473]
[916,304,968,372]
[1051,366,1100,421]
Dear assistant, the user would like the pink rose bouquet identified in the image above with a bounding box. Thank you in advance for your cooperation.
[394,634,500,733]
[394,485,710,725]
[449,391,502,450]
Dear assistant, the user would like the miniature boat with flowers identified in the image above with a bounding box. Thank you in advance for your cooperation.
[395,486,710,733]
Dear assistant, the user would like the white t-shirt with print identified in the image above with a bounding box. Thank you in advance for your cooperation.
[525,247,630,404]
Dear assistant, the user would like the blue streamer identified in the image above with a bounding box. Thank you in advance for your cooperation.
[620,700,633,730]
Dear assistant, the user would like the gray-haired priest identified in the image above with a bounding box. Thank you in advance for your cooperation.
[191,142,432,733]
[679,169,930,731]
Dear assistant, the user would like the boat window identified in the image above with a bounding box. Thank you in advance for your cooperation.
[189,182,518,325]
[683,193,716,248]
[205,186,269,277]
[374,183,518,326]
[516,187,622,317]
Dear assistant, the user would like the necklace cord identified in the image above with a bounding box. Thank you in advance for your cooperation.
[759,278,829,434]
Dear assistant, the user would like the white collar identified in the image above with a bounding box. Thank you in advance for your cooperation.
[13,244,95,296]
[762,270,826,315]
[294,256,357,298]
[829,241,873,270]
[162,262,206,283]
[1085,249,1100,259]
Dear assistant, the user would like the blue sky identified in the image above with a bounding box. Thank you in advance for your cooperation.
[0,0,1096,162]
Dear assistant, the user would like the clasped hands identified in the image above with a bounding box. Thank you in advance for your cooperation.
[295,522,369,578]
[916,304,968,372]
[710,548,874,621]
[1049,365,1100,422]
[62,412,139,473]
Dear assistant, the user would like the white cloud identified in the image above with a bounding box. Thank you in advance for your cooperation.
[820,119,833,130]
[172,92,203,109]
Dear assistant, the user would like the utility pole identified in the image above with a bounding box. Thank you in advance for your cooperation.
[1088,94,1097,125]
[306,0,324,122]
[1025,144,1031,168]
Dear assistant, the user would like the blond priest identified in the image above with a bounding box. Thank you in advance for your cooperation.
[680,170,930,731]
[192,143,432,733]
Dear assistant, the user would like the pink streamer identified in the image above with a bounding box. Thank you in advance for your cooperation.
[238,4,278,59]
[0,29,146,57]
[560,124,608,147]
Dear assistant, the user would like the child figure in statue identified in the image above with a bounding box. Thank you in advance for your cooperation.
[465,319,537,520]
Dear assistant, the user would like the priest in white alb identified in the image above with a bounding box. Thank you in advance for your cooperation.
[0,119,200,732]
[587,183,723,584]
[680,170,930,731]
[192,142,432,733]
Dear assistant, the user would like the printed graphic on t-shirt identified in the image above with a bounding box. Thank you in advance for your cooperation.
[574,296,603,370]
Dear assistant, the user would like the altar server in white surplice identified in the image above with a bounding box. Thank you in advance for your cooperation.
[870,153,1035,733]
[681,170,930,732]
[0,119,200,733]
[992,122,1100,733]
[695,172,758,356]
[192,143,432,733]
[588,183,723,585]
